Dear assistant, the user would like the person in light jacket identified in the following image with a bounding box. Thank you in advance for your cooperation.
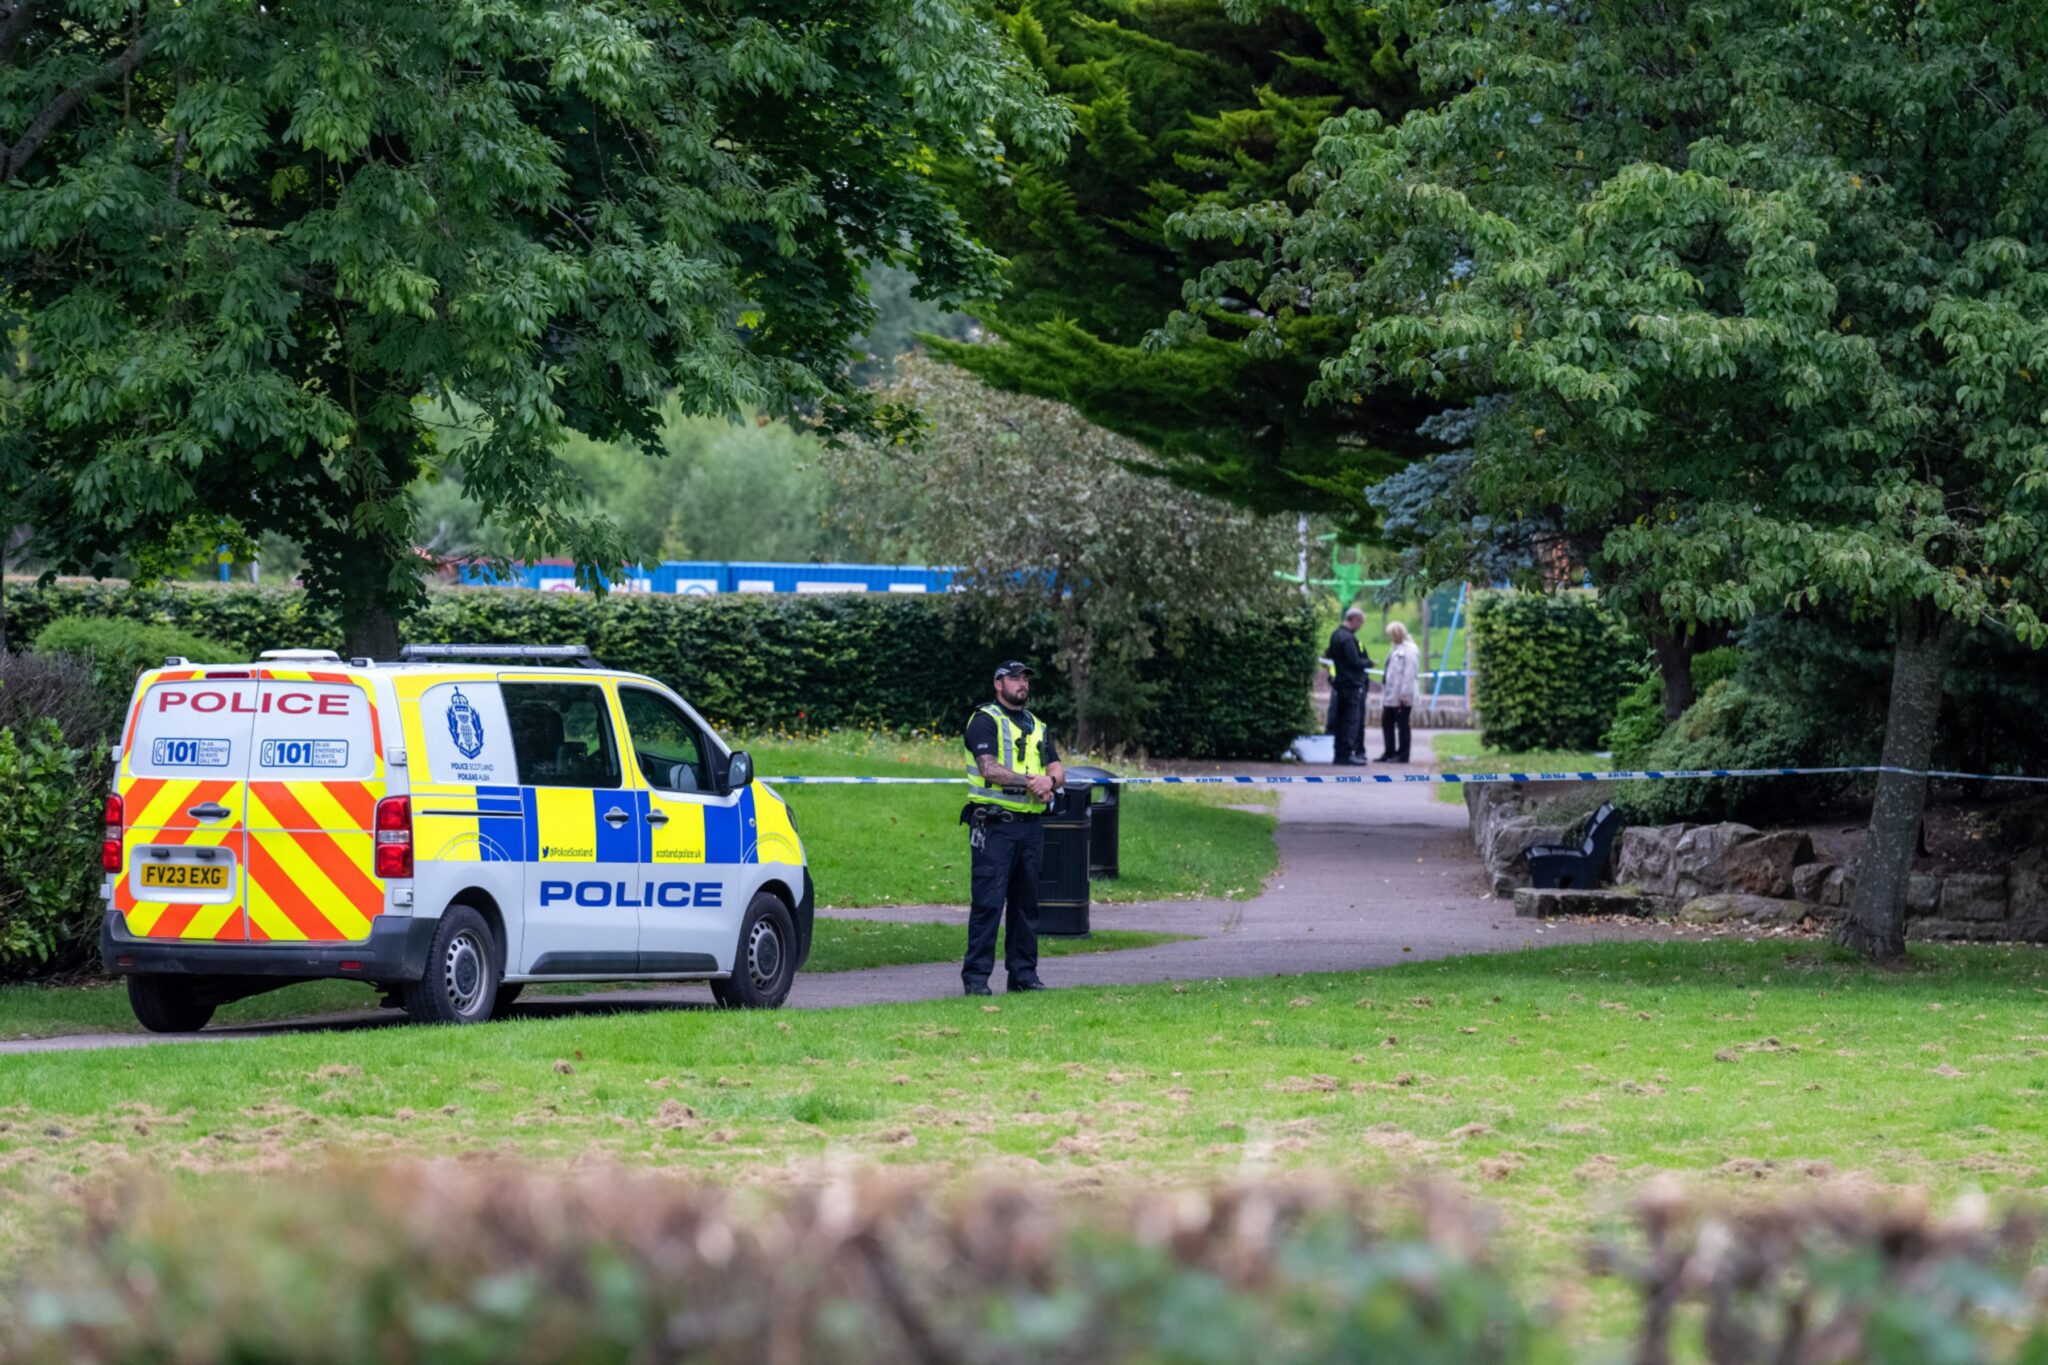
[1378,621,1421,762]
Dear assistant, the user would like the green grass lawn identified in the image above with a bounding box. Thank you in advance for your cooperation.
[8,941,2045,1260]
[0,921,1184,1041]
[1431,731,1609,806]
[745,730,1277,905]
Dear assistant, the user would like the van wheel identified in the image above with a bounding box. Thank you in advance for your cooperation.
[128,975,216,1033]
[404,905,499,1025]
[710,893,797,1010]
[490,983,525,1018]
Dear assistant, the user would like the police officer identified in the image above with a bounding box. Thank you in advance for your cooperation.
[1326,607,1372,765]
[960,660,1065,996]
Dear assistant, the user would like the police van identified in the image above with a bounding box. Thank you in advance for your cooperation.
[100,644,812,1031]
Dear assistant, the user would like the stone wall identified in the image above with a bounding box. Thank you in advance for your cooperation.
[1466,787,2048,942]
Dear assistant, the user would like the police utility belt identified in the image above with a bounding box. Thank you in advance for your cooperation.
[962,797,1043,825]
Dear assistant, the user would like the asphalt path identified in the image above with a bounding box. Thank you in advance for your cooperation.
[1,730,1651,1054]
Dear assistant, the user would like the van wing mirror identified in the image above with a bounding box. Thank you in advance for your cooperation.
[725,750,753,793]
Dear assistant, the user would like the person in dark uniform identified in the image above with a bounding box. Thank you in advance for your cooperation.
[1326,607,1372,766]
[960,660,1065,996]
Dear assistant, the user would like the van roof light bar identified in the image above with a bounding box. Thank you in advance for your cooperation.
[259,649,342,662]
[397,643,598,667]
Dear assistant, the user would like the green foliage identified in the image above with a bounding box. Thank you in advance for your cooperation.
[0,0,1068,644]
[416,407,857,566]
[9,580,1316,760]
[1602,673,1667,769]
[1470,591,1634,753]
[1618,682,1821,826]
[834,357,1307,749]
[1203,0,2048,648]
[1603,645,1748,765]
[936,1,1430,530]
[32,618,239,716]
[0,718,99,976]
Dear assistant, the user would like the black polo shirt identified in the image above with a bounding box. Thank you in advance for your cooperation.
[964,705,1060,768]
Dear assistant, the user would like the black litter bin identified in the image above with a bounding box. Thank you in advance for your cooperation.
[1064,765,1121,879]
[1036,785,1093,937]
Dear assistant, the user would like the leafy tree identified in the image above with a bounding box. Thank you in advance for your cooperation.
[1194,0,2048,957]
[0,0,1066,654]
[832,354,1296,749]
[931,0,1430,531]
[418,407,856,566]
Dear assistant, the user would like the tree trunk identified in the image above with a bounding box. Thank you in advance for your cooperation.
[1647,626,1732,722]
[343,604,401,662]
[1835,605,1962,961]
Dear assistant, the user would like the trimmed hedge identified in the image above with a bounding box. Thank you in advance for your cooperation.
[3,580,1314,759]
[1470,590,1636,751]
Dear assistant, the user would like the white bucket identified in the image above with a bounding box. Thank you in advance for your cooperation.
[1289,734,1335,764]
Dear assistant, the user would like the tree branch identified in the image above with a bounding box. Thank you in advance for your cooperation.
[1,24,161,181]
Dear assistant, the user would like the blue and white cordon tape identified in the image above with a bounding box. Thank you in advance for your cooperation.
[762,764,2048,788]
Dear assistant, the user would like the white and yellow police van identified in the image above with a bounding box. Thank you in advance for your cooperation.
[100,644,812,1031]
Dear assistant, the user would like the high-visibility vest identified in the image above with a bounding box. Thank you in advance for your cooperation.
[964,703,1050,813]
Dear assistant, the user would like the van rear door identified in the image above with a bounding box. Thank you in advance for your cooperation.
[242,671,387,943]
[115,669,258,941]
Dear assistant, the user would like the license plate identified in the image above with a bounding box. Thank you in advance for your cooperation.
[140,863,230,891]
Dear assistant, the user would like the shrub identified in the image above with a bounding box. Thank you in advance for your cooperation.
[31,617,241,718]
[1603,644,1753,767]
[1616,681,1834,825]
[0,718,102,977]
[0,649,122,750]
[9,582,1316,759]
[8,1165,2046,1363]
[1470,590,1635,752]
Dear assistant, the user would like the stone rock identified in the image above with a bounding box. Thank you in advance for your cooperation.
[1717,830,1815,898]
[1514,887,1651,919]
[1678,894,1815,926]
[1907,918,2003,942]
[1482,815,1570,898]
[1672,823,1760,900]
[1790,861,1837,905]
[1615,824,1690,896]
[2010,848,2047,919]
[1822,865,1854,908]
[1906,873,1943,918]
[1938,873,2010,923]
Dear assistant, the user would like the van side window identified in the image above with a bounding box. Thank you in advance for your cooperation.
[503,683,621,789]
[618,688,711,794]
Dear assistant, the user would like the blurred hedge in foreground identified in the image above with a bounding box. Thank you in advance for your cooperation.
[5,1165,2044,1364]
[4,579,1315,758]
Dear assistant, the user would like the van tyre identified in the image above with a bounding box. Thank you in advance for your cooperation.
[404,905,499,1025]
[711,893,797,1009]
[128,975,215,1033]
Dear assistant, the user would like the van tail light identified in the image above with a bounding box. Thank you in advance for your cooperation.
[101,794,124,873]
[373,796,413,879]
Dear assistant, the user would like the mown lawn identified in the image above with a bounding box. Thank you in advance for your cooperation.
[1431,731,1609,807]
[6,939,2044,1287]
[0,921,1183,1041]
[745,730,1277,905]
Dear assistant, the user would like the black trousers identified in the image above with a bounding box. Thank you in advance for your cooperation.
[963,814,1043,986]
[1381,704,1412,761]
[1330,684,1367,761]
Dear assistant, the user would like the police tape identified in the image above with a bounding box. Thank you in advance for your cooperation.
[761,765,2048,787]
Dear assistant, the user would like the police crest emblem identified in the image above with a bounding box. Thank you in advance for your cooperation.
[446,687,486,759]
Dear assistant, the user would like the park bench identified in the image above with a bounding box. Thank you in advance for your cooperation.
[1526,802,1622,890]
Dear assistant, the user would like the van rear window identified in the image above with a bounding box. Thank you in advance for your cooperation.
[128,680,260,778]
[248,681,377,781]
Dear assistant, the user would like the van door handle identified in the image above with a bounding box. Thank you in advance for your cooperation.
[602,807,631,827]
[645,810,670,826]
[187,802,230,821]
